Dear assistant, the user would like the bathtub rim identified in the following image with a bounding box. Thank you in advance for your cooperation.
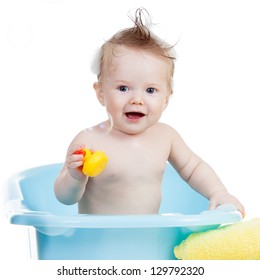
[7,203,242,229]
[4,163,242,230]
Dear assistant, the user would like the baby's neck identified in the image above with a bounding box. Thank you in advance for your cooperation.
[106,121,155,139]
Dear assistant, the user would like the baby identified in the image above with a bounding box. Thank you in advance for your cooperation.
[54,8,245,217]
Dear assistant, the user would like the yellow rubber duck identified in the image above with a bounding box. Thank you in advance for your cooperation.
[81,148,108,177]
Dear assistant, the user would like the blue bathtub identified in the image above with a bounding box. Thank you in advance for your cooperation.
[4,163,241,260]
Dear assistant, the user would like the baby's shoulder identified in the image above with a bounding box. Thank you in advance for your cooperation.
[69,122,108,145]
[154,123,184,145]
[155,122,179,136]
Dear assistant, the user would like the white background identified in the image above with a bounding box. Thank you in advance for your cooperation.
[0,0,259,277]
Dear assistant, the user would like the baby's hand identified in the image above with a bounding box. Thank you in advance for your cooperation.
[209,190,245,218]
[65,145,88,181]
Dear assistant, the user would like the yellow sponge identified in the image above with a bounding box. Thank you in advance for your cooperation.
[174,218,260,260]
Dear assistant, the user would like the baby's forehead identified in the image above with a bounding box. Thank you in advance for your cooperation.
[91,45,138,76]
[92,44,173,84]
[110,45,168,65]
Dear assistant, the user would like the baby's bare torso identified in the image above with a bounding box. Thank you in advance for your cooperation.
[78,122,172,214]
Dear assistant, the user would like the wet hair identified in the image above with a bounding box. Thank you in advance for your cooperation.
[94,8,176,93]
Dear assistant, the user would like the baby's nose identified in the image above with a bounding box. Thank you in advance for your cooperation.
[129,92,144,106]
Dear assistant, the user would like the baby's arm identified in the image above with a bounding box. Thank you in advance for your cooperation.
[54,136,88,205]
[168,128,245,217]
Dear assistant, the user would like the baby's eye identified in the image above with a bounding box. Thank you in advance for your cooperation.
[146,87,156,94]
[118,85,129,92]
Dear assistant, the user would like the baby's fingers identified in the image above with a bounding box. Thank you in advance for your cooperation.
[208,200,217,211]
[66,154,84,169]
[68,144,86,156]
[208,199,245,218]
[66,154,87,180]
[237,203,246,218]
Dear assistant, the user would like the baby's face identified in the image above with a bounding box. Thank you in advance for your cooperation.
[94,46,171,135]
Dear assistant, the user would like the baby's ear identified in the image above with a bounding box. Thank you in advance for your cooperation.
[163,94,171,110]
[93,82,105,106]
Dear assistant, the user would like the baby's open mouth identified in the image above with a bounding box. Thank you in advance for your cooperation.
[125,112,145,119]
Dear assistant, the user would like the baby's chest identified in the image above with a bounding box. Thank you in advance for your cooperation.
[102,146,168,180]
[89,131,171,180]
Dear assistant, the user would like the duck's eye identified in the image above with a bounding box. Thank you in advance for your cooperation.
[118,86,129,92]
[146,87,156,94]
